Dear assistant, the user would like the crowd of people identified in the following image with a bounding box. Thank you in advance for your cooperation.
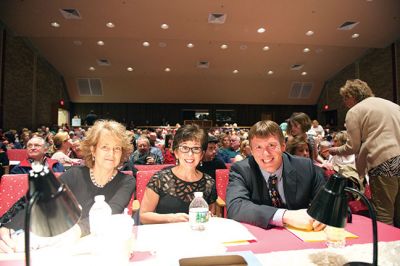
[0,79,399,253]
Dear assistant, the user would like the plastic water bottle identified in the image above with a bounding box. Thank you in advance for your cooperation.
[89,195,112,255]
[189,192,209,231]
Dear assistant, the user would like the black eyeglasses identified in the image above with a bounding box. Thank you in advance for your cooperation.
[178,145,203,154]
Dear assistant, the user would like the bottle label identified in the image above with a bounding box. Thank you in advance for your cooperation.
[189,208,209,224]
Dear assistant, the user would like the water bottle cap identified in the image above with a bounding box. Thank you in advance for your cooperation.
[194,192,203,198]
[94,195,105,202]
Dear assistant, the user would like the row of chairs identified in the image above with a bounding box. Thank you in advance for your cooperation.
[1,167,369,220]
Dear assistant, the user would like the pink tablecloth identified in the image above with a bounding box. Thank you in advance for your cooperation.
[227,214,400,253]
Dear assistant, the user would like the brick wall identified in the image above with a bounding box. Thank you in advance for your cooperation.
[317,39,399,129]
[2,30,69,131]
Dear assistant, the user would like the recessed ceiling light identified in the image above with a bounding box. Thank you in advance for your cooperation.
[127,67,134,72]
[262,46,270,51]
[301,71,307,76]
[187,43,194,48]
[97,41,105,46]
[351,33,360,39]
[220,44,228,49]
[165,67,171,72]
[161,23,169,29]
[233,69,239,74]
[305,30,314,36]
[89,67,95,71]
[50,22,60,28]
[267,70,274,75]
[143,41,150,47]
[257,27,266,33]
[73,40,82,46]
[106,22,115,28]
[159,42,167,48]
[303,48,310,53]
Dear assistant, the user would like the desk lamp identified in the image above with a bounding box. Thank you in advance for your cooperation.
[307,173,377,266]
[25,165,82,266]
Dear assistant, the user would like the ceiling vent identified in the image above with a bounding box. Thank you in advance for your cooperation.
[208,13,227,24]
[290,64,304,71]
[60,8,82,19]
[197,61,210,69]
[77,78,103,96]
[97,58,111,66]
[337,21,359,30]
[289,82,313,99]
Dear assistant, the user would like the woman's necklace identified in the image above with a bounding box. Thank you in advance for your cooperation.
[89,169,115,188]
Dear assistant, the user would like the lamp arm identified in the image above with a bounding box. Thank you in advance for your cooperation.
[344,187,378,266]
[25,191,40,266]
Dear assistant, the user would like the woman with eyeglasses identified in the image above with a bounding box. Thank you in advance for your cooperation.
[139,124,217,224]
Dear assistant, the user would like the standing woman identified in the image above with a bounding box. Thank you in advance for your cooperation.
[140,124,217,224]
[329,79,400,227]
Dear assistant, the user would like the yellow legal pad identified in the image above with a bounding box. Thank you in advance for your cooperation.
[286,226,358,242]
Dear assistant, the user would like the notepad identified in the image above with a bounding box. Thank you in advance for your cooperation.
[286,226,358,242]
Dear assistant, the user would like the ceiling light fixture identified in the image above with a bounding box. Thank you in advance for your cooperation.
[301,71,308,76]
[97,41,105,46]
[303,48,310,53]
[127,67,134,72]
[233,69,239,74]
[221,44,228,49]
[106,22,115,28]
[305,30,314,36]
[50,22,60,28]
[351,33,360,39]
[268,70,274,75]
[161,24,169,29]
[262,46,270,51]
[89,67,95,71]
[257,27,266,33]
[187,43,194,48]
[143,42,150,47]
[165,67,171,72]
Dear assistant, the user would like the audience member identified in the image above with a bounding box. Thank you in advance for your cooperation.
[11,136,64,174]
[51,132,79,167]
[197,135,227,179]
[139,124,217,224]
[128,136,162,165]
[216,133,232,163]
[148,132,164,163]
[329,79,400,227]
[85,110,98,126]
[162,134,176,164]
[234,140,251,162]
[226,120,326,231]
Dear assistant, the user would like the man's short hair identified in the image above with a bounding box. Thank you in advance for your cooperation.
[248,120,285,145]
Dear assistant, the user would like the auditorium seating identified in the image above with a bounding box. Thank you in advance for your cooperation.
[215,169,230,217]
[0,174,28,217]
[134,164,174,171]
[131,170,158,215]
[6,149,28,164]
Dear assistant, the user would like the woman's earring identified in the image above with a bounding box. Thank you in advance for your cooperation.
[92,156,95,161]
[175,159,179,165]
[199,161,203,167]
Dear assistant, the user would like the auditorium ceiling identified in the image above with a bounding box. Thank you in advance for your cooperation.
[0,0,399,104]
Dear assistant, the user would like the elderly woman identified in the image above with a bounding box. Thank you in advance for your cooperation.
[139,124,217,224]
[51,131,78,167]
[234,139,251,162]
[0,120,135,252]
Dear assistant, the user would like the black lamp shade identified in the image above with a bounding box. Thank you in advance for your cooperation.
[28,167,81,237]
[307,173,348,228]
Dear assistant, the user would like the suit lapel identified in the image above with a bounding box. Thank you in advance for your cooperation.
[249,156,272,205]
[282,152,298,209]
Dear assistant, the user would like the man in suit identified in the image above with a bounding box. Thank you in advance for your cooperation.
[226,120,326,231]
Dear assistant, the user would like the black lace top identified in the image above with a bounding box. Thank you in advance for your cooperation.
[147,168,217,214]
